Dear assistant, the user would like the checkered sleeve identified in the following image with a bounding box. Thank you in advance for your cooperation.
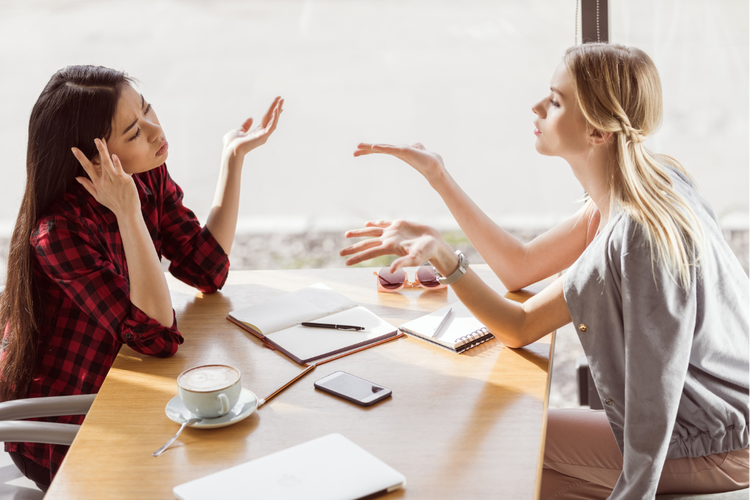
[32,216,183,357]
[158,166,230,293]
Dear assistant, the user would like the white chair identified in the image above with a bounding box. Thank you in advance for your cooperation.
[656,491,749,500]
[0,394,96,445]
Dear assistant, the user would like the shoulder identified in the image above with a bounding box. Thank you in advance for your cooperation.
[32,187,102,245]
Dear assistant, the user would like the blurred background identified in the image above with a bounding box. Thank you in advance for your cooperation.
[0,0,747,406]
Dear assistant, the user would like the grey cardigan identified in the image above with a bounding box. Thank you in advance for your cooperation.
[564,168,749,499]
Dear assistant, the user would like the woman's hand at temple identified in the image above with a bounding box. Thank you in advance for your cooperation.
[73,139,140,219]
[222,96,283,162]
[354,142,446,186]
[340,220,460,277]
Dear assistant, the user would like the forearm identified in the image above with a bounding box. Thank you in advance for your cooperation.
[430,243,570,348]
[206,155,242,255]
[429,170,533,291]
[117,211,174,327]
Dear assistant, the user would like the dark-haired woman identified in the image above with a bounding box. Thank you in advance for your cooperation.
[0,65,282,490]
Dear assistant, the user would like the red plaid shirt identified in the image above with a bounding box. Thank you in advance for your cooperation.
[5,164,229,478]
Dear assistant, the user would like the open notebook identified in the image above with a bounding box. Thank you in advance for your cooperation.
[227,284,398,364]
[399,302,495,354]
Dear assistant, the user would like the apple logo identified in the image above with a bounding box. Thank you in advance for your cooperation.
[277,474,303,488]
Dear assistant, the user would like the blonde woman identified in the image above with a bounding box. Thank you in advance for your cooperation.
[340,43,749,499]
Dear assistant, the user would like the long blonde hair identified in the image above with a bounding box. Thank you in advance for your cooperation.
[564,43,704,288]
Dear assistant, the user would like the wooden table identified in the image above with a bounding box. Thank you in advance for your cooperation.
[45,265,555,499]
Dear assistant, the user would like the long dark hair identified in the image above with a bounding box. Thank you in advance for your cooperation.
[0,65,132,401]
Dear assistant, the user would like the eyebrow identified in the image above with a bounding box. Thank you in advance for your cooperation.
[550,86,564,97]
[121,94,145,136]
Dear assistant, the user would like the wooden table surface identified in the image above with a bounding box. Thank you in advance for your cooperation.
[45,265,555,499]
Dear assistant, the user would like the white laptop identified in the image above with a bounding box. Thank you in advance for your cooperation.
[173,433,406,500]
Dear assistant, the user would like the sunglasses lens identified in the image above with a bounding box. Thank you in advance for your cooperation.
[378,268,406,290]
[416,266,441,288]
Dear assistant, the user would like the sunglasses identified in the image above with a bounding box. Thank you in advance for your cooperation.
[373,265,447,293]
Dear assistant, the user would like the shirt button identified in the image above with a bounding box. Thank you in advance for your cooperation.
[125,333,133,340]
[578,324,589,333]
[604,398,615,406]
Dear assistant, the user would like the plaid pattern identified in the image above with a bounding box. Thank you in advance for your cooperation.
[4,164,229,479]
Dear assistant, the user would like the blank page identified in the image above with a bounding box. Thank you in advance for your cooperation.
[228,284,357,334]
[267,307,397,363]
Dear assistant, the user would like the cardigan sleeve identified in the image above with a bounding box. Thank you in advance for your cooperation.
[607,222,696,499]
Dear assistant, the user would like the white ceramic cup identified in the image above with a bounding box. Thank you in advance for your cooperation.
[177,364,242,419]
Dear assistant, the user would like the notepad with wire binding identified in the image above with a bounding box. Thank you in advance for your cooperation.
[398,302,495,354]
[227,284,399,364]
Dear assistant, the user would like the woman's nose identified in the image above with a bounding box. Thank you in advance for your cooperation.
[531,100,545,118]
[145,121,162,142]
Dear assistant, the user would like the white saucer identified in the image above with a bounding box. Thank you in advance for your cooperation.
[165,388,258,429]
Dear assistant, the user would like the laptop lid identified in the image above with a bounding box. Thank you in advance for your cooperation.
[173,433,406,500]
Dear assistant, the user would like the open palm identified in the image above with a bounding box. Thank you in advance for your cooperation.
[223,97,283,159]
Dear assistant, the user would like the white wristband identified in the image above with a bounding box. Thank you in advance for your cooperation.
[434,250,469,285]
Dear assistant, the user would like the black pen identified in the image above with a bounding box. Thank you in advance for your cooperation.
[299,322,365,331]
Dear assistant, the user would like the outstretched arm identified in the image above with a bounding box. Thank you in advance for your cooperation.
[207,97,283,254]
[354,143,595,291]
[340,220,571,347]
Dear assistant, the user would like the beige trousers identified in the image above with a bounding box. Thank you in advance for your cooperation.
[541,409,749,500]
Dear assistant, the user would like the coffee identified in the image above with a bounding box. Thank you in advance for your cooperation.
[178,365,240,393]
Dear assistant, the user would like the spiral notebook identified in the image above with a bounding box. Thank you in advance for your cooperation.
[399,302,495,353]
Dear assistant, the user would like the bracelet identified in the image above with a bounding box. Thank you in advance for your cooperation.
[434,250,469,285]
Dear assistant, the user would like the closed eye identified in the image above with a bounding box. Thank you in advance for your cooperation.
[128,104,151,141]
[549,98,560,108]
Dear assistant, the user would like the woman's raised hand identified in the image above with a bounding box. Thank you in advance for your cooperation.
[72,138,140,218]
[340,220,451,273]
[354,142,446,184]
[222,97,283,161]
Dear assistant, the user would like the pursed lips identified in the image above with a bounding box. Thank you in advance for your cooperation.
[155,140,169,156]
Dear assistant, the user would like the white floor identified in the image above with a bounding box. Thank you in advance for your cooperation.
[0,451,44,499]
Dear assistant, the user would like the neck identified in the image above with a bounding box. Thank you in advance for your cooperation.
[566,142,616,226]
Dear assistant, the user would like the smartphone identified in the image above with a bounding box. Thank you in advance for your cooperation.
[314,371,392,406]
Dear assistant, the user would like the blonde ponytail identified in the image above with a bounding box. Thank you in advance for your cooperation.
[565,43,704,289]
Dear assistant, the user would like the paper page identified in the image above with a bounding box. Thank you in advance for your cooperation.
[228,284,357,334]
[400,302,487,347]
[267,306,396,363]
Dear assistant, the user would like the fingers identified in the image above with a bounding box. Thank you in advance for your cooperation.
[240,118,254,133]
[71,147,97,179]
[389,255,422,273]
[339,237,382,257]
[265,98,282,135]
[261,96,282,127]
[353,143,417,160]
[343,246,394,267]
[353,143,391,157]
[75,177,97,199]
[364,220,392,228]
[110,153,130,177]
[344,225,387,239]
[93,138,118,177]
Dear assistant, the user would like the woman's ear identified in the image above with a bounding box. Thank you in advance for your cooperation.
[588,128,613,146]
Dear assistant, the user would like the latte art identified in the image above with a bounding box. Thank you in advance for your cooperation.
[178,365,240,392]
